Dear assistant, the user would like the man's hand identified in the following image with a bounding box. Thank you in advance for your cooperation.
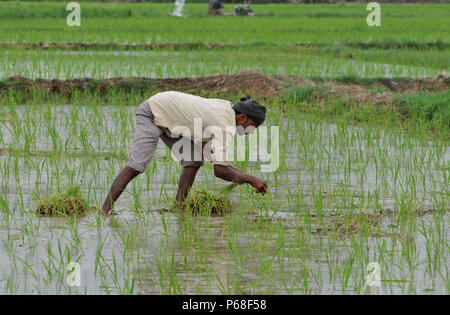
[250,177,267,194]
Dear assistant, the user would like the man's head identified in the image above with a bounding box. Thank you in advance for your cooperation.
[233,95,266,135]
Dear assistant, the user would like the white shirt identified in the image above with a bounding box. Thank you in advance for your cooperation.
[148,91,236,166]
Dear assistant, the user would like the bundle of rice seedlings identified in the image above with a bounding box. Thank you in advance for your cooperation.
[185,183,238,216]
[35,186,89,217]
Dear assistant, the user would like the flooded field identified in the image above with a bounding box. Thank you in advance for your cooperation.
[1,49,446,79]
[0,104,448,294]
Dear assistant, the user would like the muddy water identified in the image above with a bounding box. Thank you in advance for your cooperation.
[0,105,448,294]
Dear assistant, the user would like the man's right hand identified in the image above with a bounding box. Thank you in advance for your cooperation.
[214,165,267,194]
[250,178,267,194]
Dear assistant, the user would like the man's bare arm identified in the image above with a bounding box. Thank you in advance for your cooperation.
[228,164,244,174]
[213,164,267,194]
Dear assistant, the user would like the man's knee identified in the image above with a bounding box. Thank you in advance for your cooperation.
[124,165,141,179]
[181,161,203,169]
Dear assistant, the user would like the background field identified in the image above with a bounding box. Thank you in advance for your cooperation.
[0,2,448,78]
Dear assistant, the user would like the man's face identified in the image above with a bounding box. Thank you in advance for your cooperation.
[235,114,256,135]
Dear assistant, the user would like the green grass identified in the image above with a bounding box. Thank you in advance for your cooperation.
[284,85,329,102]
[395,90,450,128]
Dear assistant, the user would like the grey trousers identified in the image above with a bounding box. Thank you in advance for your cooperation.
[127,100,204,173]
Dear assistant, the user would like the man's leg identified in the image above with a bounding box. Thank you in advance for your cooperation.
[102,166,140,215]
[175,165,201,206]
[102,100,162,215]
[160,134,204,207]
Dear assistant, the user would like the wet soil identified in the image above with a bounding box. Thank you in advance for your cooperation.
[156,202,444,237]
[306,208,445,237]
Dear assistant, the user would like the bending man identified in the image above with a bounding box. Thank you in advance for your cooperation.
[102,91,267,215]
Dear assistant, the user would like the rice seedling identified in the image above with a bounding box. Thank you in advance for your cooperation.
[34,186,91,217]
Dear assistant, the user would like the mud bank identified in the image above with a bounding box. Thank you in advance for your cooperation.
[1,70,283,98]
[0,42,231,51]
[1,70,448,103]
[1,41,448,51]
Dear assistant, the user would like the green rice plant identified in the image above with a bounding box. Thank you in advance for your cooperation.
[184,189,232,217]
[180,183,239,217]
[285,85,329,102]
[396,90,450,128]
